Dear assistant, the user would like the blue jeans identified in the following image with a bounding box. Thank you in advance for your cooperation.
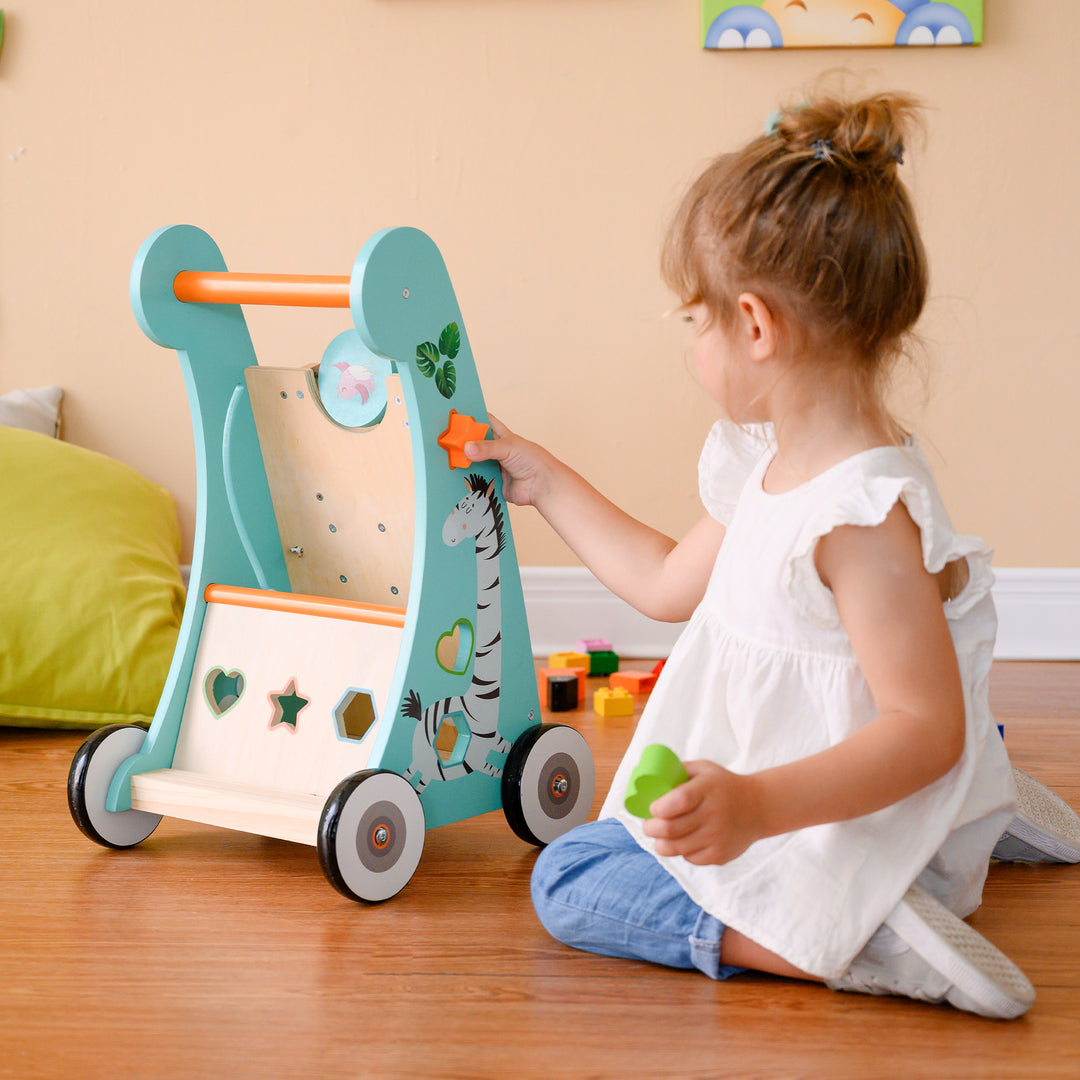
[530,818,746,980]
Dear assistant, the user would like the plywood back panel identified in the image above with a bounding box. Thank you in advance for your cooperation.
[246,367,414,607]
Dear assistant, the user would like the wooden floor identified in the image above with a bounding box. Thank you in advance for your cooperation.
[1,661,1078,1079]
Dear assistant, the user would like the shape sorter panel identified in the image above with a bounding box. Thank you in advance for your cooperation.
[246,367,415,608]
[173,599,404,799]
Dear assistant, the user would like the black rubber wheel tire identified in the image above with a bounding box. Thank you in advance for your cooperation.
[318,769,426,903]
[68,724,161,849]
[502,723,595,847]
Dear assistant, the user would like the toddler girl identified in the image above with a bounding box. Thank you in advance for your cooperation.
[467,91,1048,1018]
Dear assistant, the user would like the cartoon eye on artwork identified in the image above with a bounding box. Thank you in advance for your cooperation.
[704,3,782,47]
[894,2,976,45]
[702,1,979,49]
[401,474,510,792]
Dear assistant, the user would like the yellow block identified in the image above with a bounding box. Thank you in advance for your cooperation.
[594,687,634,717]
[550,651,591,671]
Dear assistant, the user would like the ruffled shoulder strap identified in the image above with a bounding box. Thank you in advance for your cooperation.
[698,421,773,525]
[787,441,994,628]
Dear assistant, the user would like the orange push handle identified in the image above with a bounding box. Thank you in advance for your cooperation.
[205,584,406,627]
[174,271,351,308]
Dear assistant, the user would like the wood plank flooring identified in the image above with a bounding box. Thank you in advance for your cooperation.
[1,661,1077,1079]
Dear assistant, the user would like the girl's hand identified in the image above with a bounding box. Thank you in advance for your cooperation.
[465,414,723,623]
[464,415,552,508]
[642,760,763,866]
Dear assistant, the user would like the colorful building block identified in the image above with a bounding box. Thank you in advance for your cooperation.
[610,660,665,694]
[588,650,619,677]
[576,637,613,654]
[547,673,579,712]
[549,651,591,671]
[594,686,634,718]
[539,667,587,705]
[610,670,657,694]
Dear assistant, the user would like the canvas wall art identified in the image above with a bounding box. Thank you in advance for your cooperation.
[702,1,984,49]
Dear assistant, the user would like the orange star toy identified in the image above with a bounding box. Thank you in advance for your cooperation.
[437,408,490,469]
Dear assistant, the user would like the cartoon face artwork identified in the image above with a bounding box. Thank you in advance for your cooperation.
[402,474,511,792]
[761,0,905,46]
[703,1,977,48]
[442,476,496,547]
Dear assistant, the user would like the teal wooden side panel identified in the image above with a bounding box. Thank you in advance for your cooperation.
[351,228,541,830]
[107,225,291,811]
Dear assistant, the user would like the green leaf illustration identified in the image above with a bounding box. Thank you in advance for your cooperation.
[416,341,439,377]
[435,360,457,399]
[438,322,461,360]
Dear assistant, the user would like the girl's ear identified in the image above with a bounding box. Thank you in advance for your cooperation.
[736,292,778,362]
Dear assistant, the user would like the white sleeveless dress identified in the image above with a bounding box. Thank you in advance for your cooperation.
[599,422,1017,978]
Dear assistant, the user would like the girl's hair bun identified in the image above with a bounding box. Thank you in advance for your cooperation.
[662,84,929,387]
[772,91,919,173]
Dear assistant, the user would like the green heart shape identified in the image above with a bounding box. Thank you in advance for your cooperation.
[203,667,246,718]
[436,619,474,675]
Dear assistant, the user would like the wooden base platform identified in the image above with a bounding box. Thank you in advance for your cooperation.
[131,769,323,846]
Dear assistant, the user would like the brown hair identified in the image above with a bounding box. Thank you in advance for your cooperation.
[663,90,928,416]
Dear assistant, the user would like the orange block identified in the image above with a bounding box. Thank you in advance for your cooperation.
[539,667,587,705]
[609,670,658,694]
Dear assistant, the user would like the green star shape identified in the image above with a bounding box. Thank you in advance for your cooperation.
[269,679,310,731]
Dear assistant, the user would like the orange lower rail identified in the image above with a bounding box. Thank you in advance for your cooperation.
[174,271,351,308]
[205,584,406,628]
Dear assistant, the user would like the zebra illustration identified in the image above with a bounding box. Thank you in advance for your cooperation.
[403,473,512,792]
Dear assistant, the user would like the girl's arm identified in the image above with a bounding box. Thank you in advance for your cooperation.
[465,416,725,623]
[644,502,967,864]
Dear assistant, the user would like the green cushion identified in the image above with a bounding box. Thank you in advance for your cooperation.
[0,426,185,728]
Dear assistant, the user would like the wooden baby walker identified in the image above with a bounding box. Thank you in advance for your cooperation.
[67,224,596,902]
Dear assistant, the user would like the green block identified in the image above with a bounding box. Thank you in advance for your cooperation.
[589,650,619,676]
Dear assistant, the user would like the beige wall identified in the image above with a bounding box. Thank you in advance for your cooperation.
[1,1,1076,567]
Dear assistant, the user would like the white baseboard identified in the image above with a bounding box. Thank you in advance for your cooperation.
[181,564,1080,661]
[989,568,1080,660]
[520,567,686,659]
[521,566,1080,662]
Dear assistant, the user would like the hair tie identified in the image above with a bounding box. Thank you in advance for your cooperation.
[812,139,833,162]
[893,142,905,165]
